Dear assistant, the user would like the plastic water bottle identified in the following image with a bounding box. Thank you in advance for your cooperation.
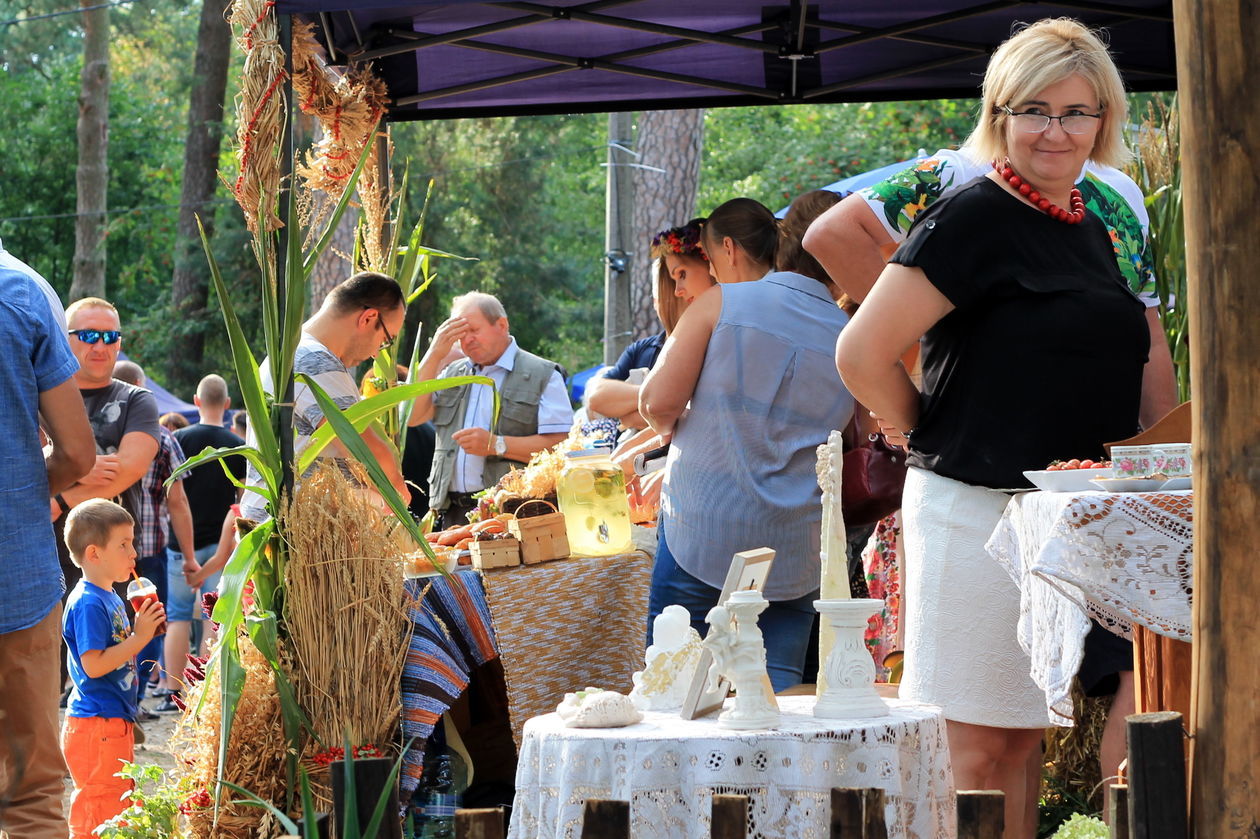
[409,725,468,839]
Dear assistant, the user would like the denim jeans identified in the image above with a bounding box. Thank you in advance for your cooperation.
[647,524,817,692]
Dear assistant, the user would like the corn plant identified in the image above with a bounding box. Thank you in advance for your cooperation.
[169,129,493,813]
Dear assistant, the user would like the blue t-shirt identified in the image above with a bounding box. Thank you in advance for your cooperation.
[63,580,139,721]
[0,267,78,634]
[600,332,665,381]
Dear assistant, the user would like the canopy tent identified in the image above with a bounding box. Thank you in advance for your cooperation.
[277,0,1177,121]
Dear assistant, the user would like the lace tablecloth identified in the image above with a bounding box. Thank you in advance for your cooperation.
[986,489,1194,723]
[509,695,954,839]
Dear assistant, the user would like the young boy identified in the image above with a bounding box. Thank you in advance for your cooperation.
[61,499,165,839]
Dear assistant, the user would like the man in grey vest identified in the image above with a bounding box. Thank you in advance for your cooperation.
[412,292,573,528]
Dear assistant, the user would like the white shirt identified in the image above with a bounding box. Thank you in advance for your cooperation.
[451,338,573,492]
[0,236,68,332]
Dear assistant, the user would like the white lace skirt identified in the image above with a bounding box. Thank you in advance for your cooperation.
[899,467,1051,728]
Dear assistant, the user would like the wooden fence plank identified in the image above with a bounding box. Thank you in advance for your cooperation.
[1108,783,1130,839]
[456,807,506,839]
[1126,712,1187,839]
[581,799,630,839]
[830,788,887,838]
[956,789,1004,839]
[711,794,748,839]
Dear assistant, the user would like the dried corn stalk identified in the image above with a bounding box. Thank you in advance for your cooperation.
[229,0,286,237]
[291,21,392,268]
[170,633,290,839]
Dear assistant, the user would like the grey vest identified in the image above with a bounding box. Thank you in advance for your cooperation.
[428,348,558,511]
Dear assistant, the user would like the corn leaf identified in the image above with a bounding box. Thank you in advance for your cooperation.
[296,374,430,550]
[296,376,495,473]
[198,216,280,468]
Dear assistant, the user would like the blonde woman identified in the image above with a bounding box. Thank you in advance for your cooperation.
[835,19,1149,838]
[586,219,712,427]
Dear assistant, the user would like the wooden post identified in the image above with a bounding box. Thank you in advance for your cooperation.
[1171,0,1260,835]
[581,799,630,839]
[456,807,505,839]
[1126,712,1187,839]
[956,790,1004,839]
[329,757,402,839]
[1108,784,1130,839]
[829,788,887,838]
[711,794,748,839]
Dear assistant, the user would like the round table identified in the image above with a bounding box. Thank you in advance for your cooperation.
[986,488,1193,723]
[509,694,954,839]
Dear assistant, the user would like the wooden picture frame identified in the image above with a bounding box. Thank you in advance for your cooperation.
[679,547,776,720]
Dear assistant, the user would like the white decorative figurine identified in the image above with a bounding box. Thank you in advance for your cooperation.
[814,430,852,694]
[702,590,779,730]
[556,687,643,728]
[813,598,889,718]
[630,605,705,712]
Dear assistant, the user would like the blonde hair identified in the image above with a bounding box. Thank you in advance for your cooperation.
[652,259,687,334]
[65,296,118,323]
[64,498,134,567]
[962,17,1131,169]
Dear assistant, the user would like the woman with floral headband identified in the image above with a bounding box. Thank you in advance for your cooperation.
[640,198,854,691]
[586,219,713,428]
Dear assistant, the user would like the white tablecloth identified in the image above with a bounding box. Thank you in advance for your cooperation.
[509,695,954,839]
[986,489,1194,723]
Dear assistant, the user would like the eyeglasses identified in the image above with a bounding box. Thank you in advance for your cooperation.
[996,105,1102,135]
[69,329,122,345]
[364,307,395,351]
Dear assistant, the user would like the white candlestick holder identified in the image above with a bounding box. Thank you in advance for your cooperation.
[813,598,889,718]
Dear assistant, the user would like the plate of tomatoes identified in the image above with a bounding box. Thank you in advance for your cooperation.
[1023,459,1113,492]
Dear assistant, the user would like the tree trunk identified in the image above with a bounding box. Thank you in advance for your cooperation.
[70,0,109,302]
[306,200,359,307]
[628,109,704,340]
[169,0,232,392]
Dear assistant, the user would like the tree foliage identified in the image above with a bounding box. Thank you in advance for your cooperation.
[2,2,986,390]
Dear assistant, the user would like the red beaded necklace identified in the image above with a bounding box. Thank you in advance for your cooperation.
[993,160,1086,224]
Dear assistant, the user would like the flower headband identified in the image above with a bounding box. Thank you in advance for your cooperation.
[650,218,708,261]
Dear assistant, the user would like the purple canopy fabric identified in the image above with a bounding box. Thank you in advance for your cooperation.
[277,0,1175,121]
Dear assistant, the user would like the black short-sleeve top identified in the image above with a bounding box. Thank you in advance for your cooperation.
[890,176,1150,489]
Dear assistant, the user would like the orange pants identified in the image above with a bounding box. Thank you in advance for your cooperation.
[60,716,134,839]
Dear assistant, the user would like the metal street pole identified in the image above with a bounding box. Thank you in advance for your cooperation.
[602,111,635,366]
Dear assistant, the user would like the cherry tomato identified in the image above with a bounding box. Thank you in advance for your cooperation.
[1080,459,1095,469]
[1065,459,1082,469]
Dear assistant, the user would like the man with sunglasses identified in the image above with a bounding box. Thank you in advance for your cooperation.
[54,297,162,701]
[239,271,411,523]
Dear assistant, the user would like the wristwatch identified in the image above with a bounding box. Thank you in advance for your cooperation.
[493,434,507,457]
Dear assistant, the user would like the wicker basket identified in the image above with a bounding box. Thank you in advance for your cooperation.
[508,500,569,564]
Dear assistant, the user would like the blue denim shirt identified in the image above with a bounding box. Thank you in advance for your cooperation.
[0,267,78,634]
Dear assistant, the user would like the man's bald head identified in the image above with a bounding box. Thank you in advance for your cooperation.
[112,360,144,386]
[195,374,229,408]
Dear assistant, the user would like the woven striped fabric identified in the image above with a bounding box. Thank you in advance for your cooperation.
[400,571,497,802]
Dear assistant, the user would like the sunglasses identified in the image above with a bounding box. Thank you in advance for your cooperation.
[69,329,123,345]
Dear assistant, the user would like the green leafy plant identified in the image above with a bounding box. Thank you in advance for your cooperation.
[1129,94,1189,402]
[95,762,206,839]
[1049,812,1109,839]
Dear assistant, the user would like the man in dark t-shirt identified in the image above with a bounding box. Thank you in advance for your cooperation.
[55,297,160,696]
[163,374,244,702]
